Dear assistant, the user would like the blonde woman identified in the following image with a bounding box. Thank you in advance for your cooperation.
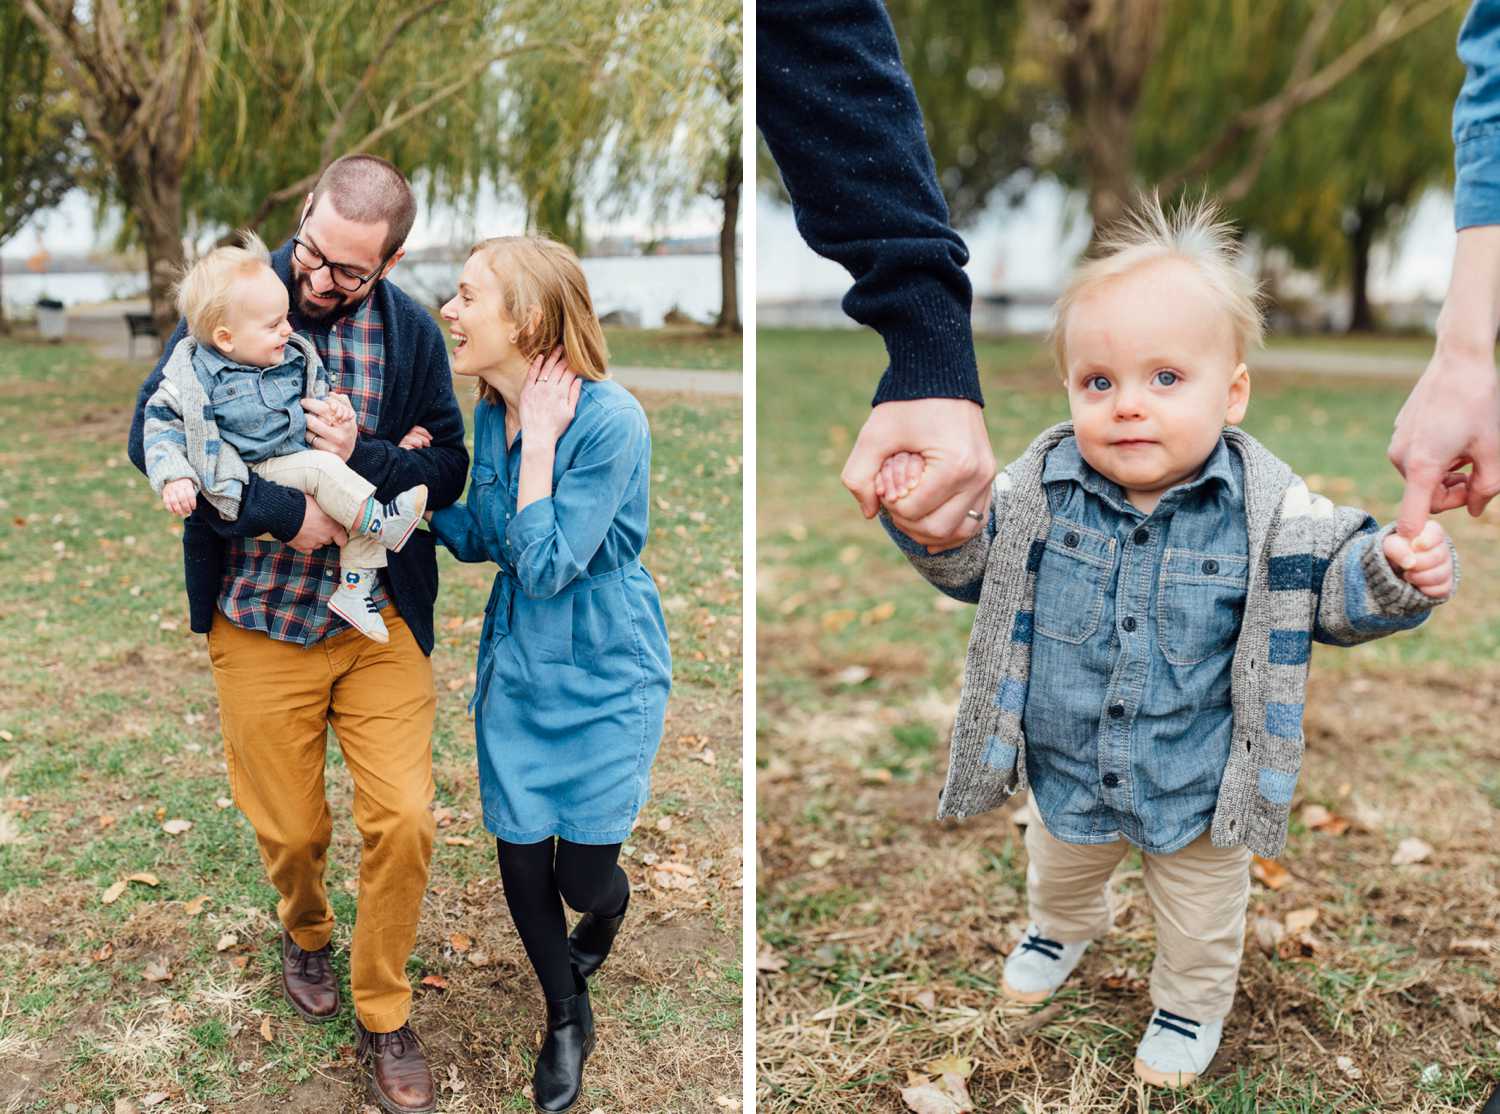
[426,236,671,1112]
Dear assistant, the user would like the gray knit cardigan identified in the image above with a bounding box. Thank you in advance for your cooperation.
[141,333,328,521]
[893,422,1454,858]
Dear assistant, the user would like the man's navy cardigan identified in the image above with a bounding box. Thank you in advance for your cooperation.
[126,240,469,656]
[758,0,982,407]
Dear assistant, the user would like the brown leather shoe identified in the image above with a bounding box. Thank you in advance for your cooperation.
[280,931,339,1022]
[357,1021,436,1114]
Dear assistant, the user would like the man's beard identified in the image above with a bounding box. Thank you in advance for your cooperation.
[293,275,357,323]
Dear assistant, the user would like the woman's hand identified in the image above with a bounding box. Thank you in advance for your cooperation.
[518,347,582,444]
[398,425,432,451]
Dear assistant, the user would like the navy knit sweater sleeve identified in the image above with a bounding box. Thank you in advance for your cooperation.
[758,0,982,406]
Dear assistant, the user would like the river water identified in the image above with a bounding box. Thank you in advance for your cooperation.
[2,253,734,329]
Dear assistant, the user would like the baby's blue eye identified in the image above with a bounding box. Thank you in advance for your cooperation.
[1087,375,1111,392]
[1154,369,1179,386]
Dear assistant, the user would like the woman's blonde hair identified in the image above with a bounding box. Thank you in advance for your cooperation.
[174,230,272,345]
[1050,194,1264,373]
[468,235,609,404]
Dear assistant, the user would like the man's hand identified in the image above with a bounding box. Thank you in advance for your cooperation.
[302,397,357,461]
[841,398,995,549]
[1389,342,1500,535]
[162,478,197,517]
[1382,518,1455,599]
[287,494,348,554]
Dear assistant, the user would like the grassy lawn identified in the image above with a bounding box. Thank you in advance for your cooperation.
[0,336,742,1112]
[602,327,742,372]
[756,328,1500,1112]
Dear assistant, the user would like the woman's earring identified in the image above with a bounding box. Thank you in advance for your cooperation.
[508,333,518,344]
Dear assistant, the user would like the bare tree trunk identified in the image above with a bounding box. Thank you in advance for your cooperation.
[1346,201,1381,334]
[0,255,8,336]
[716,144,741,334]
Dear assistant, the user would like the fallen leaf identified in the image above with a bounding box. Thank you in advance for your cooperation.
[0,729,13,742]
[900,1070,974,1114]
[101,881,128,905]
[1284,908,1319,934]
[1251,856,1290,890]
[162,818,193,835]
[656,816,674,832]
[232,955,250,970]
[444,836,474,847]
[420,974,449,990]
[1252,917,1285,956]
[433,806,455,827]
[1302,803,1331,827]
[820,609,857,634]
[925,1055,973,1079]
[713,1099,740,1110]
[691,748,716,765]
[93,941,115,962]
[445,677,466,692]
[126,872,161,886]
[142,959,172,983]
[215,797,233,809]
[114,1099,139,1114]
[914,989,937,1011]
[834,665,872,686]
[1336,1055,1362,1080]
[260,1015,273,1042]
[184,895,210,916]
[465,950,491,967]
[140,1096,169,1110]
[215,933,238,952]
[756,945,787,974]
[449,933,472,953]
[1391,837,1434,866]
[97,814,117,830]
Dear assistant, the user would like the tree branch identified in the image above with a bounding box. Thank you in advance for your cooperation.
[1159,0,1460,200]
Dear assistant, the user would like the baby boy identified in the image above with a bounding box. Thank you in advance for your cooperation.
[142,232,427,642]
[876,198,1455,1086]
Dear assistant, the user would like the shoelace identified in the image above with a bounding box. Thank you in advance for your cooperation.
[290,943,330,982]
[1018,932,1063,960]
[363,1023,418,1058]
[1149,1008,1201,1040]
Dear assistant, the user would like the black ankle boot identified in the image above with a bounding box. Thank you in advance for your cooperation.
[533,971,594,1113]
[568,890,628,979]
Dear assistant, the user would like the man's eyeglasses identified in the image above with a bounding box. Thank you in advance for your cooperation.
[290,214,395,292]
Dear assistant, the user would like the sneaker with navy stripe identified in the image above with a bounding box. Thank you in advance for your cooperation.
[328,568,389,643]
[371,484,427,553]
[1001,922,1091,1003]
[1134,1008,1223,1087]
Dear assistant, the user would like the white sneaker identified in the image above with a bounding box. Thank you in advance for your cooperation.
[1001,923,1090,1003]
[366,484,427,553]
[1134,1009,1222,1087]
[328,568,389,643]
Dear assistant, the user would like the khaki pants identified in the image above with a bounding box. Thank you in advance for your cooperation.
[252,449,384,569]
[1024,817,1251,1021]
[207,608,436,1031]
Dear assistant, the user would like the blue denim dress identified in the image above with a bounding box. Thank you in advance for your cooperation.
[429,379,672,844]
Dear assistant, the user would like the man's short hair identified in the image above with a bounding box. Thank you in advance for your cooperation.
[307,154,416,259]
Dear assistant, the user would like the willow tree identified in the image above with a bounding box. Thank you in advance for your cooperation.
[0,7,85,332]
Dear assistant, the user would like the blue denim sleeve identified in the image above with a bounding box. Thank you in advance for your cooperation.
[429,502,488,563]
[1454,1,1500,228]
[507,406,649,599]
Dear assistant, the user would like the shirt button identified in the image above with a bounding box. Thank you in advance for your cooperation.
[1122,616,1137,632]
[1108,702,1125,719]
[1133,527,1150,545]
[1063,531,1080,548]
[1202,559,1219,574]
[1102,772,1120,788]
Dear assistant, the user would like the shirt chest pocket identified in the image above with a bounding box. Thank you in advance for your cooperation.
[209,378,269,434]
[1156,549,1249,666]
[1033,519,1116,645]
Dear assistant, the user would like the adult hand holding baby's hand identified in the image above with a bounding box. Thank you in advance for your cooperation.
[842,399,995,550]
[1382,519,1455,598]
[302,397,357,461]
[162,478,197,518]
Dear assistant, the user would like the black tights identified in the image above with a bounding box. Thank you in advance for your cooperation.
[496,836,629,1000]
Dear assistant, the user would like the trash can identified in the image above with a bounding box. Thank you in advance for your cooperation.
[35,298,66,342]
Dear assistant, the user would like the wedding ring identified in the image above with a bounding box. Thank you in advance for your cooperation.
[965,509,983,521]
[539,376,550,383]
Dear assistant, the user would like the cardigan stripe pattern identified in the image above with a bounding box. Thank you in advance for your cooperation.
[888,423,1453,859]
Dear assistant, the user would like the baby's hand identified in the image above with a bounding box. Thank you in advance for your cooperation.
[326,392,356,426]
[162,478,198,518]
[874,451,925,507]
[1382,519,1454,598]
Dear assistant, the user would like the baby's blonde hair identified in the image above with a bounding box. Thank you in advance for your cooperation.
[1051,194,1264,373]
[468,235,609,405]
[174,231,272,344]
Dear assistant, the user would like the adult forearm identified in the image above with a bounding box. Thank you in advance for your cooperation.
[517,440,557,514]
[1435,226,1500,358]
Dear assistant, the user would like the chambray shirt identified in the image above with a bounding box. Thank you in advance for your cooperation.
[1455,2,1500,228]
[192,343,313,464]
[1021,436,1248,854]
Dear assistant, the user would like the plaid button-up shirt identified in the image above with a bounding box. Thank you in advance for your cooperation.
[218,294,392,645]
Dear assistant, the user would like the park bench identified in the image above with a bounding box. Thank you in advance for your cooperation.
[125,311,160,358]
